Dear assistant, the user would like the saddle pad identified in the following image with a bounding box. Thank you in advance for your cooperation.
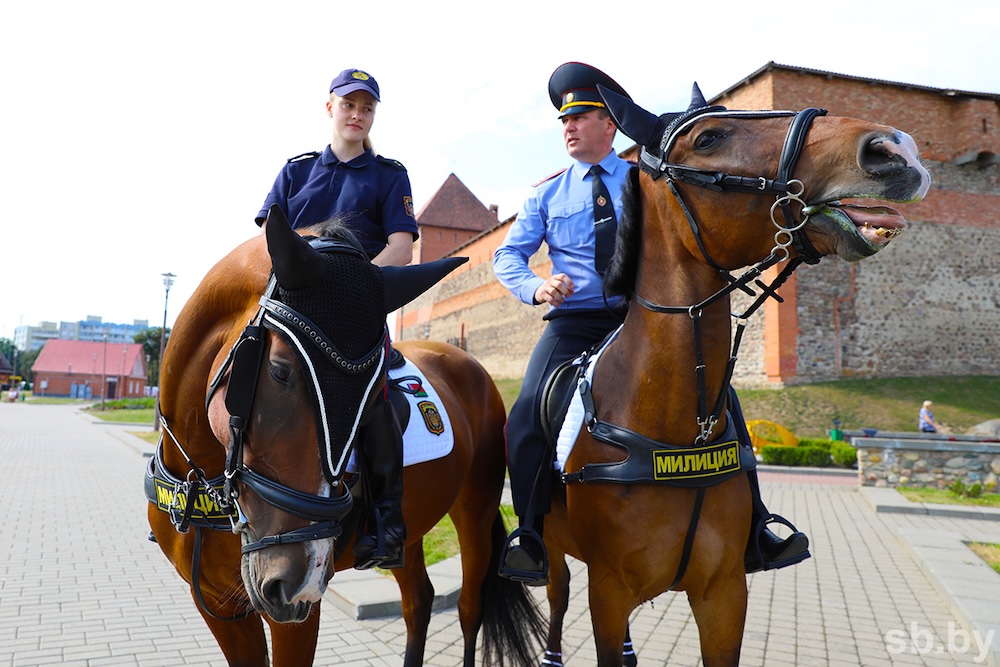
[347,358,454,472]
[554,330,616,472]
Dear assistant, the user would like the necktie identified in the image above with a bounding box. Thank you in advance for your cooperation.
[590,165,617,276]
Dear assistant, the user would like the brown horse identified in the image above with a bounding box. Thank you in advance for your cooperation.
[147,207,542,666]
[536,86,931,665]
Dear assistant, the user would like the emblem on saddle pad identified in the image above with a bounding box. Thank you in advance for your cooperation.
[401,379,428,397]
[417,400,445,435]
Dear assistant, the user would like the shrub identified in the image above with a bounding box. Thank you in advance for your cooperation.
[830,442,858,467]
[92,397,156,410]
[760,445,832,467]
[797,438,832,451]
[948,479,984,499]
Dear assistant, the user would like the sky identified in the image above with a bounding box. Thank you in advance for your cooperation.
[2,0,998,343]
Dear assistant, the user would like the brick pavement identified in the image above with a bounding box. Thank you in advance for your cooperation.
[2,401,999,666]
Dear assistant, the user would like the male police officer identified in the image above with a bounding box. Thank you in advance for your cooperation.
[494,62,632,584]
[494,62,810,585]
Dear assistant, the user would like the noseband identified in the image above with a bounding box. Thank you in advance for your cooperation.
[631,107,827,444]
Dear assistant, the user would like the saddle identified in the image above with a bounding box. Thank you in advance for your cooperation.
[540,356,586,447]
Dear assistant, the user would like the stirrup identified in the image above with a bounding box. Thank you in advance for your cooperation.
[745,513,810,573]
[353,505,405,570]
[498,527,549,586]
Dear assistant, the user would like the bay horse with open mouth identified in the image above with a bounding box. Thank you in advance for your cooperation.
[147,206,542,666]
[535,85,930,666]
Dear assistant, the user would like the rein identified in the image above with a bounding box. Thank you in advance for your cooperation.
[632,107,826,443]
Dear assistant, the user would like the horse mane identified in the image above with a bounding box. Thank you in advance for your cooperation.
[603,165,642,297]
[299,216,368,256]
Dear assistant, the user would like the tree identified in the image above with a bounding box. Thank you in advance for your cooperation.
[0,338,15,361]
[133,327,170,386]
[18,347,40,385]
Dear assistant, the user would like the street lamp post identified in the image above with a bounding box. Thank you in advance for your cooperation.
[154,272,175,431]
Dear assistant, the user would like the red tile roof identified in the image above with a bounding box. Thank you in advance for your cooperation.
[416,174,497,232]
[32,340,147,378]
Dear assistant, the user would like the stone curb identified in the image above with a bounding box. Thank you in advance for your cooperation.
[862,486,1000,666]
[859,486,1000,521]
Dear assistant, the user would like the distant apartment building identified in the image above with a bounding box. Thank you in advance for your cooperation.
[14,316,150,352]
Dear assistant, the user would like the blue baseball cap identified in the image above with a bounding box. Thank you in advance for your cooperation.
[329,69,380,101]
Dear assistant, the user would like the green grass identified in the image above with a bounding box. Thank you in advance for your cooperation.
[494,377,521,416]
[968,542,1000,575]
[731,376,1000,438]
[417,505,517,567]
[496,374,1000,438]
[897,486,1000,508]
[87,408,157,424]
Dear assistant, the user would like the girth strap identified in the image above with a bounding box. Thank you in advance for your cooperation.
[668,487,705,591]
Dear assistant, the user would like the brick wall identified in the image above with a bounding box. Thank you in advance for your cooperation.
[401,65,1000,384]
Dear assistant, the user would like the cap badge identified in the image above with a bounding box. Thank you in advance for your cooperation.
[565,92,575,103]
[352,71,370,81]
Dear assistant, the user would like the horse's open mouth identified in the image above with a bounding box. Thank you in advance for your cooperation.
[805,201,907,246]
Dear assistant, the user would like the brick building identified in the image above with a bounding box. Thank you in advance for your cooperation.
[413,173,499,263]
[401,62,1000,386]
[32,340,148,399]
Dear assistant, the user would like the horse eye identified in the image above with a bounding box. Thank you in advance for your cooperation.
[694,130,723,150]
[269,362,291,383]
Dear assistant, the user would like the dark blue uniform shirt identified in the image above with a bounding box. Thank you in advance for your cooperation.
[257,146,418,258]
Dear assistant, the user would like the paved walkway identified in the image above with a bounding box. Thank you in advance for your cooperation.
[2,401,999,666]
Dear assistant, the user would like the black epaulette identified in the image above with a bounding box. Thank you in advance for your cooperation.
[375,155,407,172]
[287,151,321,163]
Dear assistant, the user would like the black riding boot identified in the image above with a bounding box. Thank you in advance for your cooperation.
[744,467,810,573]
[353,399,407,570]
[499,515,549,586]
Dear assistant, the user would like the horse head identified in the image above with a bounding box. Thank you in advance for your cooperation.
[208,205,466,622]
[598,83,931,296]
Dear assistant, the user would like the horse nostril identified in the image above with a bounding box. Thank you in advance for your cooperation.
[261,577,292,607]
[860,133,904,177]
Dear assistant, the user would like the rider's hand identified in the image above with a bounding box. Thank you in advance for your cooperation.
[534,273,575,307]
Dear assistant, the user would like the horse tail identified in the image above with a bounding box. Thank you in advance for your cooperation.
[480,511,546,667]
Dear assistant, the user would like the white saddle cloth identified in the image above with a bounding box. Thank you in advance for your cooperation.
[346,358,454,472]
[554,327,619,472]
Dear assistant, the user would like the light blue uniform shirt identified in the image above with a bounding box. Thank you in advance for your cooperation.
[493,150,629,311]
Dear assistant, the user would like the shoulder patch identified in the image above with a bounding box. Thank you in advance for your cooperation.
[532,167,568,188]
[287,151,320,163]
[375,155,407,172]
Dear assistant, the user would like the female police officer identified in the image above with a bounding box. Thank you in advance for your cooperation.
[255,68,418,569]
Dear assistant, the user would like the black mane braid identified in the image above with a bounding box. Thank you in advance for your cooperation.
[603,165,642,297]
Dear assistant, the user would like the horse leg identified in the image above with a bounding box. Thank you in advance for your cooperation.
[392,540,435,667]
[686,573,747,667]
[543,553,570,667]
[587,577,635,667]
[448,501,494,665]
[267,604,321,666]
[199,608,269,667]
[623,623,637,667]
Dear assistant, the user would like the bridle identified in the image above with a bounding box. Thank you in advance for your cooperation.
[630,106,827,444]
[160,238,387,556]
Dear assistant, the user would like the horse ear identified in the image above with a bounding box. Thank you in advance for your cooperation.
[689,82,708,110]
[264,204,330,290]
[597,84,663,148]
[381,257,469,314]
